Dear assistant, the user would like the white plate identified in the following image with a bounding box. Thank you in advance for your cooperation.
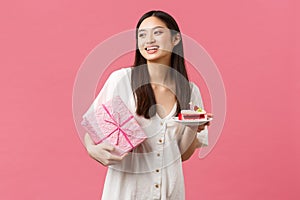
[171,117,213,125]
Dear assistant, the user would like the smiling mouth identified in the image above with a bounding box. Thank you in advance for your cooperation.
[145,46,159,51]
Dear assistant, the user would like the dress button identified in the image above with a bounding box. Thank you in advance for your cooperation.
[157,153,160,157]
[155,184,159,188]
[156,169,160,173]
[158,139,162,143]
[160,122,163,126]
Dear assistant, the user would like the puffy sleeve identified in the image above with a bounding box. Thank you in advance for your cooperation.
[82,69,130,122]
[190,82,209,147]
[94,70,125,103]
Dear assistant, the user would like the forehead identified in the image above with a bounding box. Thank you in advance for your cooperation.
[138,16,168,30]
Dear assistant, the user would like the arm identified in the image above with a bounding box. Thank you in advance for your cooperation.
[181,136,200,161]
[82,70,129,166]
[84,133,127,166]
[181,121,209,161]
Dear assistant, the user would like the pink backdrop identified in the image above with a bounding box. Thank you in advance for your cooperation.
[1,0,299,199]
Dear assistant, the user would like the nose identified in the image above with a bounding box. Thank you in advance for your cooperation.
[146,32,155,44]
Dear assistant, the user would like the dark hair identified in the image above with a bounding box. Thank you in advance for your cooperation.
[131,10,191,119]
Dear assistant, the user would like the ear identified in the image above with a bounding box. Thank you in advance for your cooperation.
[172,33,181,46]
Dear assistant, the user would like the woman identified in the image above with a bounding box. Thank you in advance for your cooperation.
[84,10,211,200]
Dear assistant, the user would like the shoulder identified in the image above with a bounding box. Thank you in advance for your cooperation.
[107,67,132,82]
[189,82,203,103]
[189,82,200,92]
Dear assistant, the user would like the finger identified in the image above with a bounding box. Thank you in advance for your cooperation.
[207,113,214,118]
[103,153,128,166]
[93,152,120,166]
[99,143,115,152]
[121,153,128,159]
[107,154,124,162]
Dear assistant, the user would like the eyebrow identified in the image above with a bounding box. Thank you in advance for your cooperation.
[138,26,165,32]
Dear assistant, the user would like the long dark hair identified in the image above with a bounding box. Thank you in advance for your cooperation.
[131,10,191,119]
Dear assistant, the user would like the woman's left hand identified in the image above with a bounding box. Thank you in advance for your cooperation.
[197,113,213,132]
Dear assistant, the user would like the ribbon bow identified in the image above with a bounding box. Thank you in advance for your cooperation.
[97,104,134,148]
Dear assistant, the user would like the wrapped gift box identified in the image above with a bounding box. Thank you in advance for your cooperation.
[81,96,147,156]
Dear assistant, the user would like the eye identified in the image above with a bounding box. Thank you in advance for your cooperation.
[138,32,146,38]
[154,30,163,35]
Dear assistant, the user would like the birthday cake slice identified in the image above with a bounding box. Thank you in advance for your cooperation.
[178,106,207,120]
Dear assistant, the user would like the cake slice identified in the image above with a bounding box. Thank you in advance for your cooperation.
[178,107,207,120]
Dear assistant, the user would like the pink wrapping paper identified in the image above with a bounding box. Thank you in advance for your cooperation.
[81,96,147,156]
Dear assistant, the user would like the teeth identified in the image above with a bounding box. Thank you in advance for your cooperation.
[146,46,158,50]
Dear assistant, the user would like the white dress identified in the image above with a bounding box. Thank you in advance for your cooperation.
[89,67,208,200]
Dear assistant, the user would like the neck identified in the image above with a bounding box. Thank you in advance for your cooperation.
[147,62,171,85]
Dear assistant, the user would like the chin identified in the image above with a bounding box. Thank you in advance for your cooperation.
[145,57,164,63]
[141,53,161,61]
[143,53,170,62]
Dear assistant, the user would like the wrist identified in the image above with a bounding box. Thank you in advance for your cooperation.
[84,133,95,155]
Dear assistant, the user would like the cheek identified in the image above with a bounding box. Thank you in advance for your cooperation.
[158,36,173,48]
[138,37,145,46]
[138,42,145,53]
[137,41,146,56]
[159,41,173,52]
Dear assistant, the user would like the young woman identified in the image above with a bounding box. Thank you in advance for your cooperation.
[84,10,211,200]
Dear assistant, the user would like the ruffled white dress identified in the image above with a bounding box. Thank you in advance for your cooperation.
[86,67,208,200]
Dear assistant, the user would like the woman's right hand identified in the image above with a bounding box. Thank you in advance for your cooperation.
[84,133,127,166]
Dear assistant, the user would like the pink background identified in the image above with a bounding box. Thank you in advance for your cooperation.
[1,0,299,199]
